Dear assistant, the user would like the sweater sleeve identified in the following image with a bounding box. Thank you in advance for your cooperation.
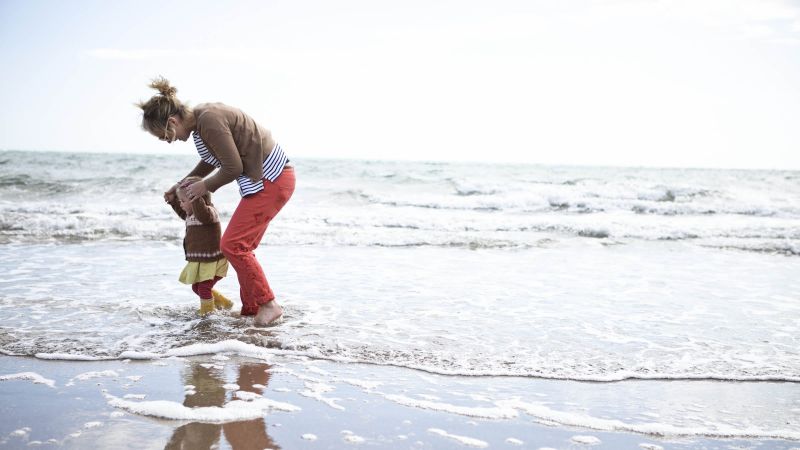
[191,198,219,225]
[167,196,187,221]
[200,127,243,193]
[185,159,215,180]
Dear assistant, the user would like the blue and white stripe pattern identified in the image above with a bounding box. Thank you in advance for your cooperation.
[192,132,288,197]
[261,142,289,183]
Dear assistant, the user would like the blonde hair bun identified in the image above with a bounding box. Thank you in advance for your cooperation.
[149,76,177,98]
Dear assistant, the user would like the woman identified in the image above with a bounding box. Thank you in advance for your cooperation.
[138,76,295,326]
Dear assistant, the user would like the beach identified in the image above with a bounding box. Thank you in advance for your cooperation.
[1,150,800,448]
[3,353,799,449]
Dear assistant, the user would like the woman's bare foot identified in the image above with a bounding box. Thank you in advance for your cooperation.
[254,301,283,327]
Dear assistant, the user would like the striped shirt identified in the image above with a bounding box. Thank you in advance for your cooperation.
[192,132,289,197]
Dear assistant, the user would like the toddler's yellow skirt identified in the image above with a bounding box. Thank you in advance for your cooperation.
[179,258,229,285]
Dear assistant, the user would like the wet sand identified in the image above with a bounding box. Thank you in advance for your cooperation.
[1,354,798,450]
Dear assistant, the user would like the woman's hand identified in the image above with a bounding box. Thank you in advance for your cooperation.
[164,183,179,203]
[181,178,208,201]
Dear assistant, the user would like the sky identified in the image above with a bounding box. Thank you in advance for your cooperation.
[1,0,799,169]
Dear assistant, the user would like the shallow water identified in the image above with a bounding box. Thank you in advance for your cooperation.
[2,240,799,384]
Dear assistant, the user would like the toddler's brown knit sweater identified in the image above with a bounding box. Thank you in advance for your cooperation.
[168,197,225,262]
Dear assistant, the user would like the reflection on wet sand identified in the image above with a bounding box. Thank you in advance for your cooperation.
[165,362,279,450]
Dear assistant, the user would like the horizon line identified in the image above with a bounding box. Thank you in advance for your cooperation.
[1,147,796,173]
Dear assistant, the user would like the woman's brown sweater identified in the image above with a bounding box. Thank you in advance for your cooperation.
[185,103,277,193]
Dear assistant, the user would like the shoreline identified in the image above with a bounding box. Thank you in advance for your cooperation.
[2,353,799,449]
[6,345,800,384]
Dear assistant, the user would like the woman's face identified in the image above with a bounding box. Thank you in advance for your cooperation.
[151,116,191,143]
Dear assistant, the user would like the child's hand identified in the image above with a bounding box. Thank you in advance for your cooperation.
[164,184,178,203]
[182,179,208,201]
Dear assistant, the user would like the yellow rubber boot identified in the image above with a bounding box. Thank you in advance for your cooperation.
[212,290,233,310]
[198,298,215,316]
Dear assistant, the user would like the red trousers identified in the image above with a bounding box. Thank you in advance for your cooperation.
[221,167,295,316]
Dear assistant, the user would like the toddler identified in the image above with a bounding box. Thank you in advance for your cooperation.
[168,176,233,315]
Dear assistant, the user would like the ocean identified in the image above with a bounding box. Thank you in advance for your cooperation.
[1,149,799,443]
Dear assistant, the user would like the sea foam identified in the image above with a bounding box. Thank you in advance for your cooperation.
[0,372,55,387]
[104,393,300,423]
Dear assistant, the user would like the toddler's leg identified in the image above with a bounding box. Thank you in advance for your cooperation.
[194,279,216,316]
[212,290,233,310]
[198,276,232,309]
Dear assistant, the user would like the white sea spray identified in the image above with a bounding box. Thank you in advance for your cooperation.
[428,428,488,448]
[104,393,300,422]
[0,372,55,387]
